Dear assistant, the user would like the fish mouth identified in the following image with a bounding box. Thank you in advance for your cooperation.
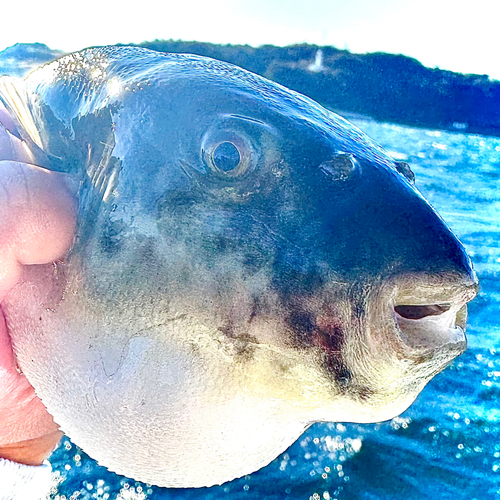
[394,302,467,352]
[391,276,478,354]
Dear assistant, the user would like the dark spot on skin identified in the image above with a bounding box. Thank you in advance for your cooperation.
[157,191,199,217]
[210,235,239,255]
[99,220,125,255]
[214,236,229,252]
[275,361,291,375]
[285,303,360,393]
[139,240,158,262]
[220,322,257,361]
[314,324,352,391]
[232,333,257,360]
[220,322,234,338]
[198,234,245,264]
[287,310,316,345]
[413,354,431,365]
[352,385,374,401]
[324,356,352,390]
[248,294,267,323]
[248,299,258,324]
[242,250,271,273]
[314,321,344,354]
[248,293,273,323]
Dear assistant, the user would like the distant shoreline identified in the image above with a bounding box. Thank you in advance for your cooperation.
[2,40,499,138]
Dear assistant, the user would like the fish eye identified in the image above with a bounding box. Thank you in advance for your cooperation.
[212,141,241,172]
[202,131,252,178]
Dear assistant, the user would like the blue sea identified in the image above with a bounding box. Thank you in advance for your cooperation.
[47,119,500,500]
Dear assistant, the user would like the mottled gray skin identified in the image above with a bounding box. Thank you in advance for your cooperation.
[0,47,477,487]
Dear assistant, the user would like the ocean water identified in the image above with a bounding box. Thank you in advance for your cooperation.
[47,119,500,500]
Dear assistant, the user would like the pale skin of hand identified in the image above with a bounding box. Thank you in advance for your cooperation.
[0,159,76,465]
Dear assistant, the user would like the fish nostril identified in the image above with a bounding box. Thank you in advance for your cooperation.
[320,153,357,181]
[394,304,451,320]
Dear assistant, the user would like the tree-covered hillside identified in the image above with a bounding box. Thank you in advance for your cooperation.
[2,40,499,136]
[135,40,500,137]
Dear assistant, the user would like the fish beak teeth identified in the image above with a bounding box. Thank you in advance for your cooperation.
[393,302,467,351]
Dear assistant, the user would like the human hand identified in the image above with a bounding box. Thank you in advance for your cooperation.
[0,157,76,466]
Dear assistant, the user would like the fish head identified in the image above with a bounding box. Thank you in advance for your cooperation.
[1,48,478,487]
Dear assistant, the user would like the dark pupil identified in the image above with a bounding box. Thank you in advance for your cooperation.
[212,142,241,172]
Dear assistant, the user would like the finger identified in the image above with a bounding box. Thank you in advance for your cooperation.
[0,305,16,373]
[0,161,77,300]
